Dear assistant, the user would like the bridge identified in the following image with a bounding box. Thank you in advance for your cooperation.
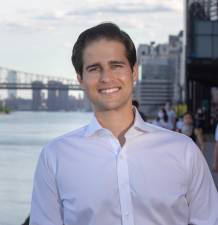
[0,66,84,111]
[0,66,81,90]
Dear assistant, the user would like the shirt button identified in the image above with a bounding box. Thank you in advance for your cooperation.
[125,212,129,217]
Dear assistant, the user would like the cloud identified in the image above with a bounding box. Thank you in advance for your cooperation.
[4,22,28,30]
[0,20,56,33]
[66,3,173,16]
[0,1,182,35]
[27,2,176,24]
[1,20,34,33]
[32,11,65,21]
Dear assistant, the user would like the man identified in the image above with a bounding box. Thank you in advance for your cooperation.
[30,23,218,225]
[165,102,176,130]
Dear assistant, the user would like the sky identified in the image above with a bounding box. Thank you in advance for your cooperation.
[0,0,183,80]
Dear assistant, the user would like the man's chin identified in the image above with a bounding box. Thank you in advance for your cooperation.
[93,102,130,113]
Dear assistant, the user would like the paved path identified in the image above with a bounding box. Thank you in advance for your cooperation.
[204,142,218,190]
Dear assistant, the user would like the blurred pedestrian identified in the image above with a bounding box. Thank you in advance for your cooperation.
[212,123,218,172]
[176,112,196,142]
[175,116,183,132]
[165,102,176,130]
[194,108,205,151]
[154,108,172,130]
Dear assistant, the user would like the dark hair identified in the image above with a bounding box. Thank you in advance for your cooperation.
[161,108,168,123]
[183,112,193,118]
[132,100,139,109]
[71,22,136,78]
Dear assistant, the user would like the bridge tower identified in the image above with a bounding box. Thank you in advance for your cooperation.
[31,81,44,110]
[7,70,17,98]
[47,81,69,111]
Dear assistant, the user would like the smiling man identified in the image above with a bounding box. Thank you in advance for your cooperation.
[30,23,218,225]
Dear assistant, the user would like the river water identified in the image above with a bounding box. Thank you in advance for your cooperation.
[0,111,93,225]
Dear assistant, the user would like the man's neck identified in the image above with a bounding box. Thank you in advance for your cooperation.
[95,106,134,146]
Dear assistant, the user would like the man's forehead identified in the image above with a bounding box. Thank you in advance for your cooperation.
[83,38,125,52]
[82,40,126,63]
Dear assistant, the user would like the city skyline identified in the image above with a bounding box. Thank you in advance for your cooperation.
[0,0,183,79]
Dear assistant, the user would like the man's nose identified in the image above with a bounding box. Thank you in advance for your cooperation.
[100,68,114,82]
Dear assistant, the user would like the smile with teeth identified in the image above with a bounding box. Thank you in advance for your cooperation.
[99,87,120,94]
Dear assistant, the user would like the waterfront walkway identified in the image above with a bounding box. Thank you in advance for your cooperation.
[204,142,218,190]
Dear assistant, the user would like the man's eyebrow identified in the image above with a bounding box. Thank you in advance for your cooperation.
[85,61,126,70]
[85,63,101,70]
[109,60,126,65]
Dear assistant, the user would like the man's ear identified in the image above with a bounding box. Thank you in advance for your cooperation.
[132,63,138,82]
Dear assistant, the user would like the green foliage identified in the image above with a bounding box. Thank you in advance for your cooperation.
[0,106,10,114]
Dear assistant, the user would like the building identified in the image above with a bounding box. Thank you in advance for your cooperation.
[186,0,218,129]
[168,32,184,103]
[210,0,218,20]
[135,32,183,115]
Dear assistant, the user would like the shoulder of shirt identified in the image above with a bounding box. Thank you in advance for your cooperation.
[142,120,194,143]
[140,120,172,133]
[43,125,89,150]
[145,122,201,159]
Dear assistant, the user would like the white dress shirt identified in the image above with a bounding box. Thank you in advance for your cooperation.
[30,109,218,225]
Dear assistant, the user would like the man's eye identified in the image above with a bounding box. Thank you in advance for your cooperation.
[88,67,99,72]
[112,64,123,69]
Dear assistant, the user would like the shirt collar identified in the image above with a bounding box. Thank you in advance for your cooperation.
[84,107,158,137]
[126,107,158,136]
[84,115,105,137]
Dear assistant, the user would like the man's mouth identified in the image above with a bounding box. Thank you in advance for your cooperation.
[99,87,120,94]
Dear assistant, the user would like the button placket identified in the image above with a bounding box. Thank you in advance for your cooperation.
[108,135,121,155]
[117,147,134,225]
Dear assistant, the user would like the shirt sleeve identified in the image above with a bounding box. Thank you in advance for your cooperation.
[185,140,218,225]
[30,147,63,225]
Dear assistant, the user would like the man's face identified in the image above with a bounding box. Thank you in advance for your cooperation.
[77,38,137,112]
